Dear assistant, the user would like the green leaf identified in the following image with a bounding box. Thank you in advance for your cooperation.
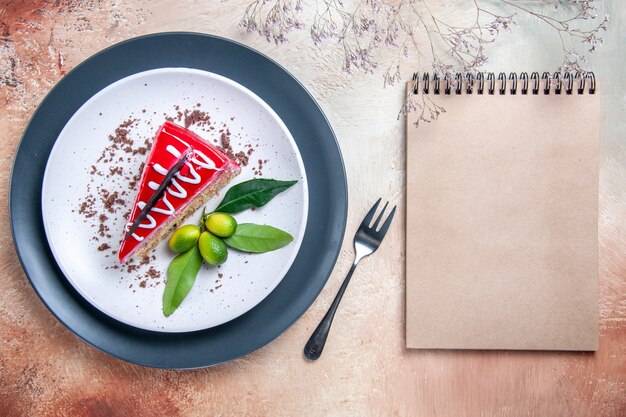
[214,179,297,214]
[163,245,203,317]
[224,223,294,253]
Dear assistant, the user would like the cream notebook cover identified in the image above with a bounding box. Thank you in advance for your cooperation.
[405,73,599,350]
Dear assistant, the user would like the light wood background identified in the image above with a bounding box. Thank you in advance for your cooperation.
[0,1,624,416]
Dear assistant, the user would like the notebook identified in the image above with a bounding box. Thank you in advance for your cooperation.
[405,72,599,351]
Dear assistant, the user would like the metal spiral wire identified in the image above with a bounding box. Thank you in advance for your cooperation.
[412,71,596,95]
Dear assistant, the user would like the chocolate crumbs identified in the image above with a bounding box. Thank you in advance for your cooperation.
[97,243,110,251]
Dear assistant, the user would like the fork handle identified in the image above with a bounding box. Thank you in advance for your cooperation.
[304,262,358,360]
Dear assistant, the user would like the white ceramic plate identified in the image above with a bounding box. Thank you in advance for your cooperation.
[42,68,308,332]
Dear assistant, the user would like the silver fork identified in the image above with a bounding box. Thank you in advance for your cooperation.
[304,198,396,360]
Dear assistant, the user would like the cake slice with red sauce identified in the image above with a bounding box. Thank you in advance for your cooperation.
[119,121,240,263]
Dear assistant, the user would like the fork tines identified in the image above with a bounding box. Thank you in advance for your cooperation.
[361,198,396,237]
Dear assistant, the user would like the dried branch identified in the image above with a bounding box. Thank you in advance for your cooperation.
[239,0,608,123]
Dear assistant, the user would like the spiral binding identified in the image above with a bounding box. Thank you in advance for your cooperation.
[412,71,596,95]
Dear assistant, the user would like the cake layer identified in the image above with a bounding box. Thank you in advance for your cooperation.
[131,167,239,261]
[119,121,240,263]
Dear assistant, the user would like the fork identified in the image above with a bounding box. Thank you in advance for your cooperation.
[304,198,396,360]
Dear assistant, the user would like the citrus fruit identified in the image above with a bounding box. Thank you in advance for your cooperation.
[168,224,201,253]
[198,231,228,265]
[205,213,237,238]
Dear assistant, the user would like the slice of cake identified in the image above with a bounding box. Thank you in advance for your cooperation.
[118,121,240,263]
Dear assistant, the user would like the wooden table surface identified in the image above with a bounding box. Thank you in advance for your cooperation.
[1,1,624,416]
